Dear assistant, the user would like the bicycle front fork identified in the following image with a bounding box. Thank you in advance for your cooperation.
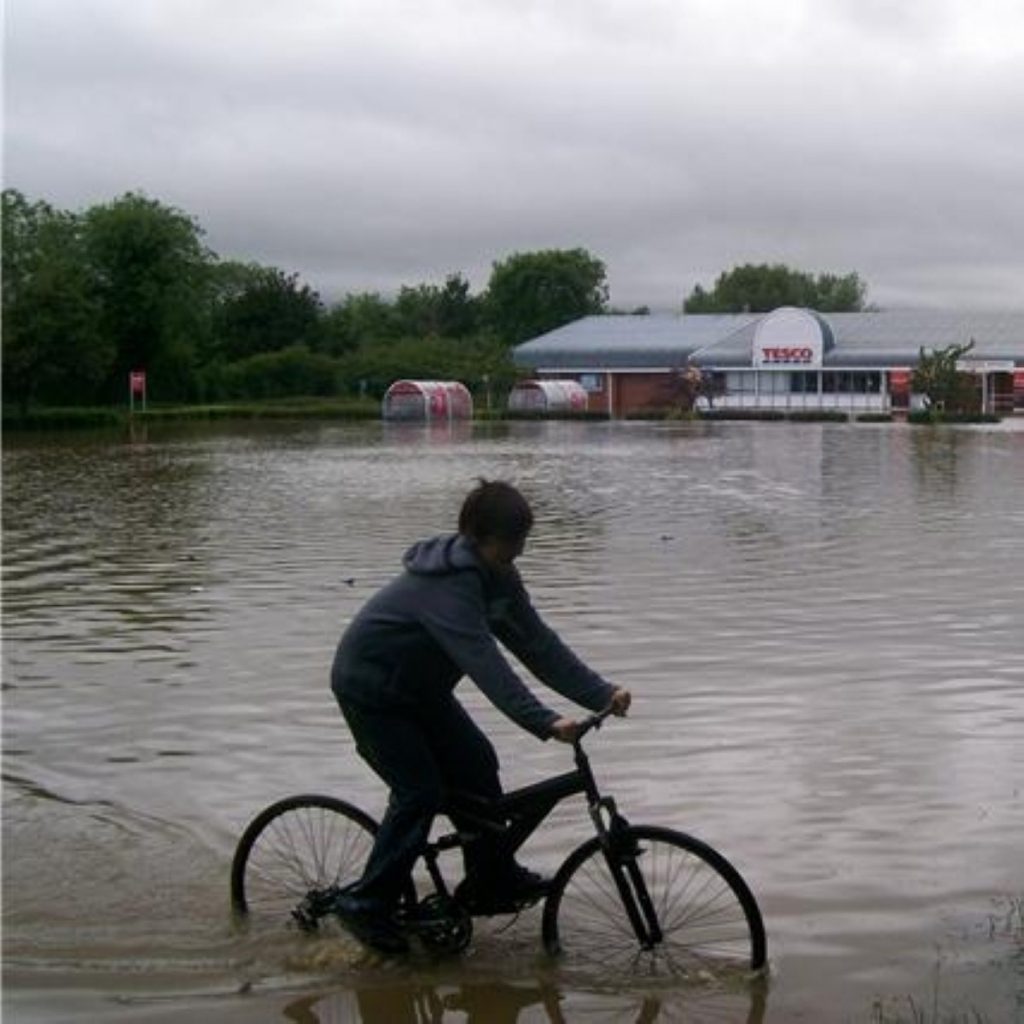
[591,798,664,949]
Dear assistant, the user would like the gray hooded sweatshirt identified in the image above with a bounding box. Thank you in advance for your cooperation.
[331,534,614,739]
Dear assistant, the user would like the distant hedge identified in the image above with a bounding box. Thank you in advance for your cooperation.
[698,409,787,422]
[626,408,855,422]
[784,410,850,422]
[504,409,611,421]
[907,410,1000,425]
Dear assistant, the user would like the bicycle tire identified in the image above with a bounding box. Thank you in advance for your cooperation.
[230,794,380,925]
[542,824,766,976]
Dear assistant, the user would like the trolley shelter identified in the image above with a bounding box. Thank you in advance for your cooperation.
[382,380,474,421]
[507,379,589,413]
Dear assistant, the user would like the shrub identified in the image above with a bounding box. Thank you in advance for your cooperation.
[221,345,340,399]
[908,410,1000,425]
[505,409,610,421]
[699,409,787,421]
[786,410,849,422]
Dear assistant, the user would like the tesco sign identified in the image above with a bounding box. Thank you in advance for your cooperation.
[751,308,831,368]
[759,346,815,364]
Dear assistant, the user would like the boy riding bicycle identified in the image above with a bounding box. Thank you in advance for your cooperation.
[330,479,631,954]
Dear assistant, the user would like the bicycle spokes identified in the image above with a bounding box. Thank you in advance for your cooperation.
[543,825,766,977]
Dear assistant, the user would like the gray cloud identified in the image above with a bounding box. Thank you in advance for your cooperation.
[5,0,1023,310]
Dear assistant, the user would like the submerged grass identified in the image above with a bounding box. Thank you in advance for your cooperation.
[869,895,1023,1024]
[987,893,1024,942]
[870,956,989,1024]
[871,998,990,1024]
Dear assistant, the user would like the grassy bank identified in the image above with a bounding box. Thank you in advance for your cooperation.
[2,397,380,431]
[3,400,1009,432]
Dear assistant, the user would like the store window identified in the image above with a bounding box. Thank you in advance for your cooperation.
[757,372,786,394]
[789,371,819,394]
[822,371,882,393]
[727,371,755,393]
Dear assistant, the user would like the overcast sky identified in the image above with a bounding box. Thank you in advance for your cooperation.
[5,0,1024,311]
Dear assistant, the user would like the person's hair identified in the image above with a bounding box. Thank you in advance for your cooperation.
[458,479,534,543]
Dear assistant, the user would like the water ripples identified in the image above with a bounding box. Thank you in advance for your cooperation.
[3,420,1024,1019]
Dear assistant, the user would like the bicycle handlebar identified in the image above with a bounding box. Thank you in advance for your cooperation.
[573,703,617,745]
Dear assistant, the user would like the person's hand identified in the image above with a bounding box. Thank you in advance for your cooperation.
[550,717,580,743]
[609,687,632,716]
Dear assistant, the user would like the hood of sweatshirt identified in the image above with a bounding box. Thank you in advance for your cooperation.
[403,533,480,576]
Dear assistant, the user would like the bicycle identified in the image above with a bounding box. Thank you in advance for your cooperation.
[230,706,767,976]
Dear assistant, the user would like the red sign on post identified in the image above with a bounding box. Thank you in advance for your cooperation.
[129,369,147,412]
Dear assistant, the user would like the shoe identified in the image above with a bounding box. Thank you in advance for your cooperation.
[455,863,551,915]
[331,890,409,955]
[506,864,552,903]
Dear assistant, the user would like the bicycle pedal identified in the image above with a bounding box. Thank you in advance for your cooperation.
[291,887,341,931]
[398,895,457,927]
[397,895,473,954]
[291,904,319,932]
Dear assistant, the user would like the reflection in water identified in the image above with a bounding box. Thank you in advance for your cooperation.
[282,975,768,1024]
[3,419,1023,1022]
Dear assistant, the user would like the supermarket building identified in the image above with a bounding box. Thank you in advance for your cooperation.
[512,308,1024,417]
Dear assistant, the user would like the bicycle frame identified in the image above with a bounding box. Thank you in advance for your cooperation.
[427,768,586,896]
[425,708,662,950]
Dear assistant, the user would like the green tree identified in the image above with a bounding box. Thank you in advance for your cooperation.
[912,340,979,416]
[813,272,867,312]
[213,265,323,361]
[684,264,867,313]
[82,191,214,400]
[335,333,516,402]
[485,248,608,345]
[436,272,482,338]
[394,273,480,339]
[220,345,339,399]
[2,190,112,411]
[320,291,404,354]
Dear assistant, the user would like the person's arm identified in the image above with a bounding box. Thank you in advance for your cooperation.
[415,573,561,739]
[490,573,617,712]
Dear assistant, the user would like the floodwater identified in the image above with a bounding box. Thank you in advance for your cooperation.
[3,419,1023,1023]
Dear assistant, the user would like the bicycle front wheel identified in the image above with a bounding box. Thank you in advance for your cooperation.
[542,825,766,976]
[231,794,378,927]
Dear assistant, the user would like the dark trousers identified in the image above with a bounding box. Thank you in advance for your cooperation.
[338,693,509,909]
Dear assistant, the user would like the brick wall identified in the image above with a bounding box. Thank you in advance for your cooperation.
[612,374,671,416]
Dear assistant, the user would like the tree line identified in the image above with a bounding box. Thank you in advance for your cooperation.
[2,190,611,411]
[683,264,868,314]
[2,188,869,412]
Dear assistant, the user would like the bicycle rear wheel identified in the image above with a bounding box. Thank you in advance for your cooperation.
[231,794,378,927]
[542,825,766,976]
